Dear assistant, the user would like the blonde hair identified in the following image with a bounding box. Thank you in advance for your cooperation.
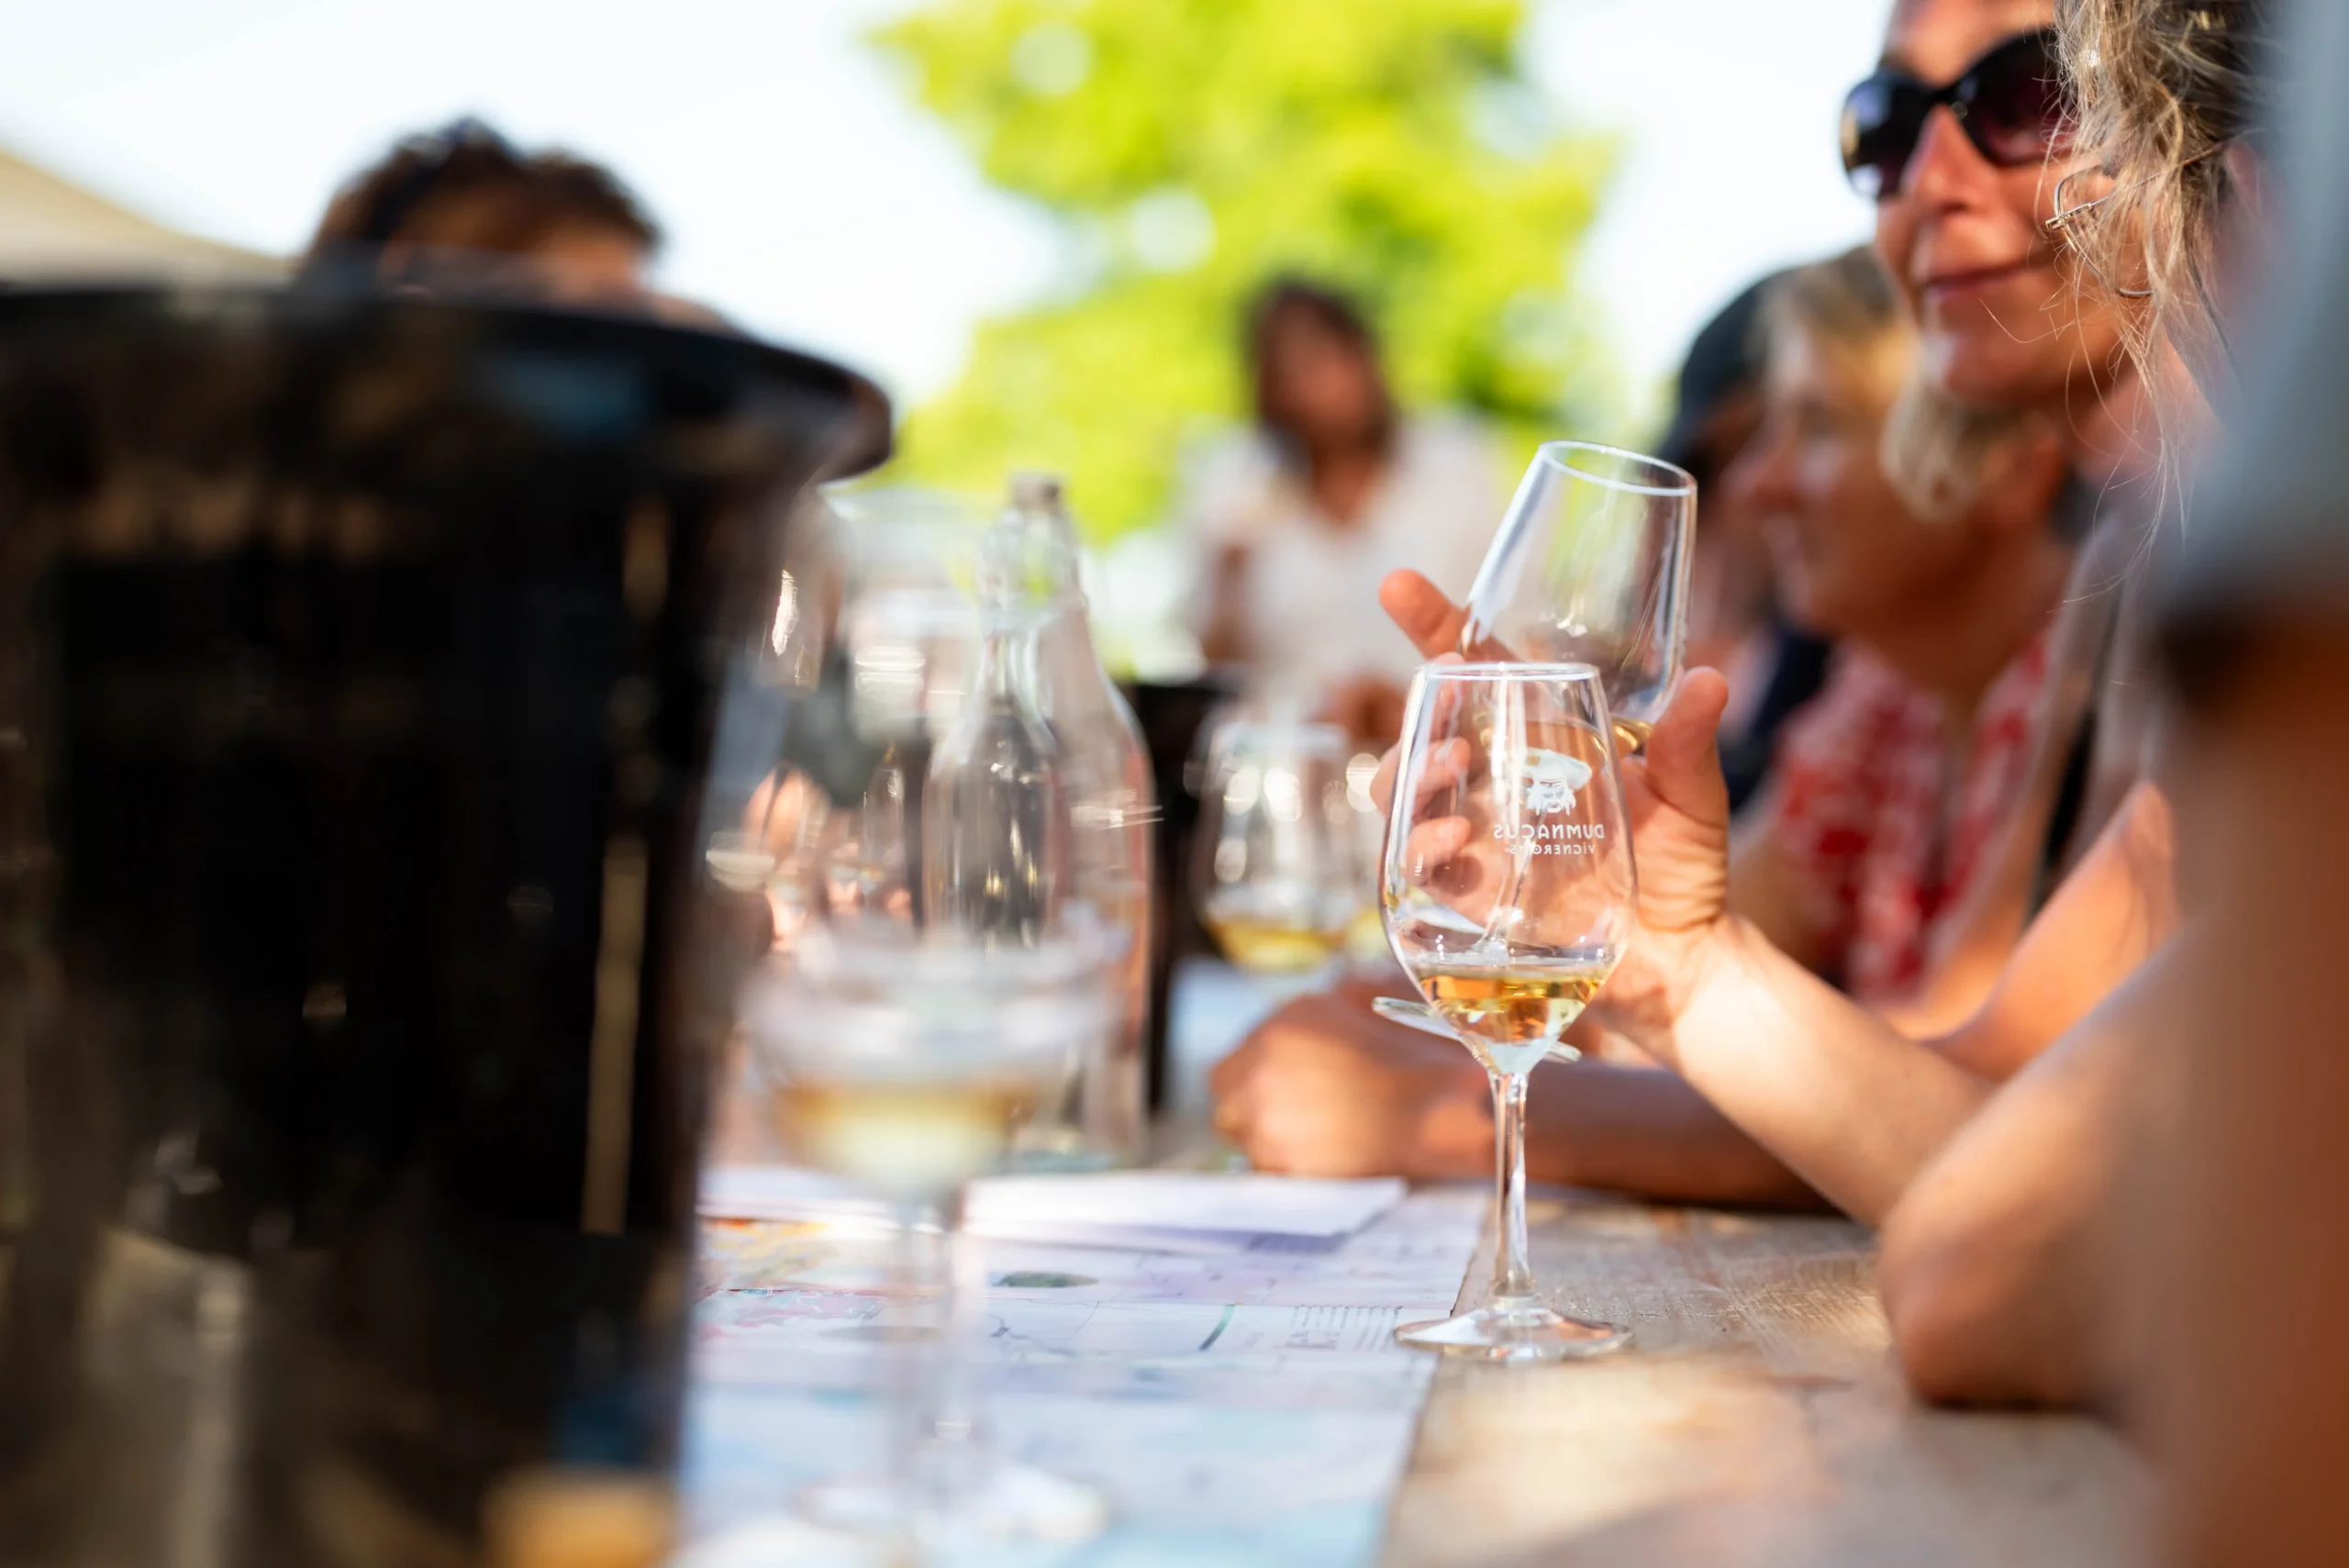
[2055,0,2264,381]
[1765,247,2033,520]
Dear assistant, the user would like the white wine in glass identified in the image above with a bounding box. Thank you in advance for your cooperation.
[1383,662,1638,1360]
[1193,719,1364,976]
[1461,440,1696,749]
[742,922,1113,1547]
[1414,947,1617,1076]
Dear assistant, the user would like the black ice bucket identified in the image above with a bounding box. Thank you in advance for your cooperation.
[0,287,887,1565]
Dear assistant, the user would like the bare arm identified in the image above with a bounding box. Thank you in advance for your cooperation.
[1209,976,1820,1207]
[1876,928,2193,1407]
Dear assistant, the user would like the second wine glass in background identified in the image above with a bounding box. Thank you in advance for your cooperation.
[1191,719,1365,980]
[1461,440,1697,751]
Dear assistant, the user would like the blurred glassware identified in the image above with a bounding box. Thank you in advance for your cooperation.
[1461,440,1697,750]
[741,919,1116,1550]
[1191,719,1364,978]
[920,597,1070,948]
[1341,747,1393,966]
[982,473,1156,1166]
[708,489,982,954]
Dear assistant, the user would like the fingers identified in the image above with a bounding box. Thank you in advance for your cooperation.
[1629,666,1732,828]
[1399,817,1473,873]
[1369,695,1467,816]
[1378,570,1520,662]
[1379,571,1468,660]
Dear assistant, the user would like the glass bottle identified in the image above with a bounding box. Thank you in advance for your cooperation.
[920,599,1068,949]
[985,473,1155,1164]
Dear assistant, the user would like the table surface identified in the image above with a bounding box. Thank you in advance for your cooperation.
[1381,1192,2150,1566]
[701,961,2151,1563]
[1163,961,2151,1564]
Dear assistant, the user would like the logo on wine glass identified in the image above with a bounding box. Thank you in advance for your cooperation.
[1521,750,1592,816]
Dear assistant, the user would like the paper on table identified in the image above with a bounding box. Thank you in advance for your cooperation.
[697,1164,1407,1251]
[685,1187,1490,1565]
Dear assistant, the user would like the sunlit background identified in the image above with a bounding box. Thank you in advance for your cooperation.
[0,0,1891,666]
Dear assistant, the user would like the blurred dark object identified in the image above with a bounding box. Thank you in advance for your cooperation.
[0,286,885,1565]
[1655,273,1775,477]
[1123,674,1237,1111]
[1721,623,1833,812]
[1659,272,1830,812]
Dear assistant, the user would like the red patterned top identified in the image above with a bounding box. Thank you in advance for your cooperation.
[1763,629,2051,1006]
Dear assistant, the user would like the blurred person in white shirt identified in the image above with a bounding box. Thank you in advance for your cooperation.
[1180,277,1501,746]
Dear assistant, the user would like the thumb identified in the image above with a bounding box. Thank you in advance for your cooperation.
[1632,668,1731,829]
[1378,571,1467,660]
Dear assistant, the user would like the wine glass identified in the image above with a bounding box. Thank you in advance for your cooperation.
[1191,719,1364,977]
[712,490,984,949]
[1383,662,1638,1359]
[741,919,1115,1549]
[1461,440,1696,751]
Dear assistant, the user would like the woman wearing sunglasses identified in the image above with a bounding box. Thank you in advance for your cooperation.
[1217,0,2211,1407]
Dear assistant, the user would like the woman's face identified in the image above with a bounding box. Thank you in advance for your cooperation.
[1260,310,1386,447]
[1735,328,1983,642]
[1873,0,2126,412]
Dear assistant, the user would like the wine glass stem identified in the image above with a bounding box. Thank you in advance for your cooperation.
[931,1186,985,1448]
[1487,1070,1538,1306]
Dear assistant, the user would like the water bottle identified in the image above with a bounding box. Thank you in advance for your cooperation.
[921,600,1069,950]
[987,474,1155,1164]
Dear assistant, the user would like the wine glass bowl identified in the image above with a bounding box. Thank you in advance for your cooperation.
[1192,719,1364,975]
[1382,662,1638,1360]
[1461,440,1696,750]
[741,920,1116,1545]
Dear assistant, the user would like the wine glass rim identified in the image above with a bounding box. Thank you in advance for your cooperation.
[1420,659,1605,683]
[1533,439,1696,497]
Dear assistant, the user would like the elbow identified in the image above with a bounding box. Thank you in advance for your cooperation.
[1878,1207,2087,1409]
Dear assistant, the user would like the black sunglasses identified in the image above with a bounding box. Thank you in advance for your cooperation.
[1841,28,2068,201]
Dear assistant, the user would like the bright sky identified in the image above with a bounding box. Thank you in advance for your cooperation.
[0,0,1892,416]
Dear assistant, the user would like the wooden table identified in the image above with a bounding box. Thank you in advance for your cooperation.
[1382,1192,2150,1566]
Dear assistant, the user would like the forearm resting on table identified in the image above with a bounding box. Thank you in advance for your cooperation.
[1876,932,2193,1407]
[1521,1061,1827,1210]
[1662,918,1998,1225]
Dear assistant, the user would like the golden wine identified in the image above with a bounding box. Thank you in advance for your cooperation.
[1202,913,1348,974]
[1342,903,1390,965]
[1416,956,1615,1075]
[775,1077,1046,1196]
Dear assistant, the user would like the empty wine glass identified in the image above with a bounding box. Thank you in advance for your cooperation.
[1191,719,1364,978]
[1383,662,1638,1360]
[1461,440,1696,751]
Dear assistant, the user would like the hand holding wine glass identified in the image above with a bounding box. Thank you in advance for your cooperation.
[1371,573,1736,1063]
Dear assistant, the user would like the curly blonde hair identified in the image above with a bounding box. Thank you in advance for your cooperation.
[2054,0,2265,381]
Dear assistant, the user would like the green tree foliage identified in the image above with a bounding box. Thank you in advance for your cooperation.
[873,0,1618,539]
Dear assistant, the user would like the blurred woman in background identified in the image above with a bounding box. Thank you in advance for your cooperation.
[1182,277,1499,746]
[1731,248,2072,1007]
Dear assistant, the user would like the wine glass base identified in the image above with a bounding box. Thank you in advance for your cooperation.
[798,1461,1108,1549]
[1395,1302,1631,1362]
